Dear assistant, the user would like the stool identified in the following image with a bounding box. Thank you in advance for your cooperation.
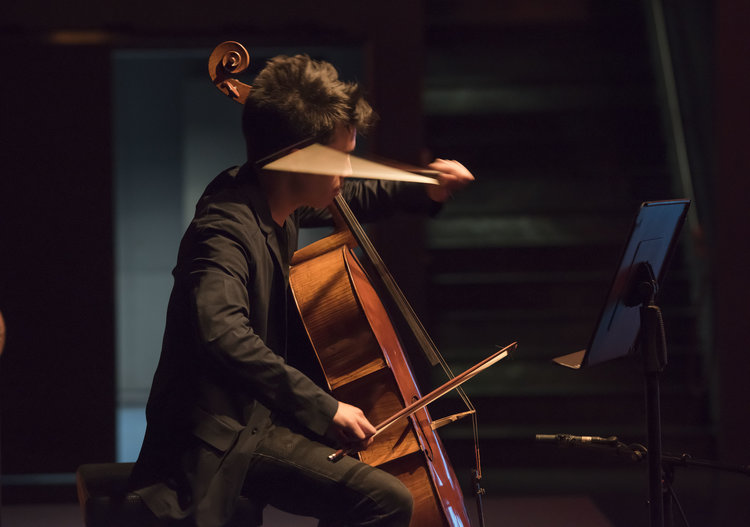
[76,462,262,526]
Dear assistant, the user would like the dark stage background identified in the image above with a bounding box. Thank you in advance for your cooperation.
[1,1,749,525]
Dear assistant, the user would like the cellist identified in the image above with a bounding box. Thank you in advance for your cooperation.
[129,53,474,527]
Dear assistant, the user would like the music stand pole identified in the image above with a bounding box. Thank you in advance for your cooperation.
[630,262,669,527]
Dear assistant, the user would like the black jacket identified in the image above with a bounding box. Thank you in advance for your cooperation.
[130,164,437,526]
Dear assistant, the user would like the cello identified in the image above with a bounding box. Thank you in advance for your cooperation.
[208,41,513,526]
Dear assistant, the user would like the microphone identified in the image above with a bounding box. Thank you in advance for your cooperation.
[535,433,618,445]
[536,433,646,463]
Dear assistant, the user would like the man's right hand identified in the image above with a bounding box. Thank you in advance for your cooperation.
[328,401,376,452]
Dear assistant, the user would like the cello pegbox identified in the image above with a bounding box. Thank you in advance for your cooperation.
[208,41,252,104]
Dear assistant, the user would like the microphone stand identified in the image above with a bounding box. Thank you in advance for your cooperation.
[537,433,750,527]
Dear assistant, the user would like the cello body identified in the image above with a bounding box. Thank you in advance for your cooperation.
[290,234,471,527]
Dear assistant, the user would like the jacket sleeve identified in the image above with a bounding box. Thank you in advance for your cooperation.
[295,179,442,228]
[186,205,337,437]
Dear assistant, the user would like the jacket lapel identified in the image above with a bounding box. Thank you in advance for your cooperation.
[240,165,290,282]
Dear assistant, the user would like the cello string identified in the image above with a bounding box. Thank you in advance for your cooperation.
[334,194,483,475]
[334,195,473,393]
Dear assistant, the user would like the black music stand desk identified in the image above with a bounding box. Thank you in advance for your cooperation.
[553,199,691,527]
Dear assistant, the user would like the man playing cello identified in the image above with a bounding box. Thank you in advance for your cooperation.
[130,53,473,526]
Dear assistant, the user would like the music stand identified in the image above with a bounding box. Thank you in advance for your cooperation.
[553,199,691,527]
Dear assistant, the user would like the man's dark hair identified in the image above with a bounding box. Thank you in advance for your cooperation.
[242,54,377,162]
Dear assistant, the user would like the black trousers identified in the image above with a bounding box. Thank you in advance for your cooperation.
[241,423,413,527]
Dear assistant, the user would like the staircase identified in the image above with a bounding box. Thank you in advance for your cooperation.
[419,1,711,479]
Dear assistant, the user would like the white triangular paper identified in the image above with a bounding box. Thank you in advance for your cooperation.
[262,143,439,185]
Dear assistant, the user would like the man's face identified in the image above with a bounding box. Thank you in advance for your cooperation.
[299,122,356,208]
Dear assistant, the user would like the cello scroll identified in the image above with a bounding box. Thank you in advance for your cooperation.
[208,41,253,103]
